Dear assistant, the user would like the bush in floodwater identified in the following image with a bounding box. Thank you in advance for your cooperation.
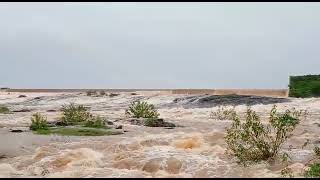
[210,106,236,120]
[30,113,48,131]
[60,103,92,125]
[225,105,303,165]
[126,101,159,119]
[0,106,10,114]
[83,116,106,128]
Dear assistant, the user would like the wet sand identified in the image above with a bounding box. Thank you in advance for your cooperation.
[0,91,319,177]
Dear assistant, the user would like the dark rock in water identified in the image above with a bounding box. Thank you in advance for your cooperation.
[129,118,145,126]
[129,118,176,127]
[86,90,98,96]
[172,94,291,108]
[12,109,31,112]
[47,121,57,127]
[109,93,120,97]
[18,95,27,98]
[34,97,41,100]
[99,90,106,96]
[147,118,176,127]
[106,121,114,125]
[130,93,138,95]
[47,109,57,112]
[115,125,123,129]
[53,121,68,126]
[10,129,23,133]
[313,140,320,145]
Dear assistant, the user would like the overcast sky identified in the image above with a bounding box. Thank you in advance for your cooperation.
[1,2,320,89]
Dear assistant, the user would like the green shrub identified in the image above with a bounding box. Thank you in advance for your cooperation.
[225,105,302,165]
[60,103,92,125]
[210,106,236,120]
[30,113,48,131]
[0,106,10,114]
[126,101,159,118]
[83,116,106,128]
[305,163,320,178]
[289,75,320,98]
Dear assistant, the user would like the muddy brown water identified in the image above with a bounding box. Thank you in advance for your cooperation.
[0,92,319,177]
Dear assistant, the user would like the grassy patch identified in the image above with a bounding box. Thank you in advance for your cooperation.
[35,127,122,136]
[28,104,121,136]
[83,116,106,128]
[0,106,10,114]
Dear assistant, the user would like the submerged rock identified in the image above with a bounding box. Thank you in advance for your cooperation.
[288,163,307,177]
[142,158,162,173]
[128,118,176,127]
[109,93,120,97]
[113,158,140,170]
[12,109,31,112]
[46,109,57,112]
[10,129,23,133]
[165,157,182,174]
[172,94,291,108]
[106,121,114,125]
[115,125,123,129]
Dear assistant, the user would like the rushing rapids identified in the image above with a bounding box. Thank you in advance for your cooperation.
[0,91,319,177]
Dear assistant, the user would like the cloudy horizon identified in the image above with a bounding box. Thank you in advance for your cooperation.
[1,2,320,89]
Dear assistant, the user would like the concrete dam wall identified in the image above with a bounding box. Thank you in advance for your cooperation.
[4,89,289,98]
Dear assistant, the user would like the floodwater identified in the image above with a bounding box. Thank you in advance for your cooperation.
[0,91,319,177]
